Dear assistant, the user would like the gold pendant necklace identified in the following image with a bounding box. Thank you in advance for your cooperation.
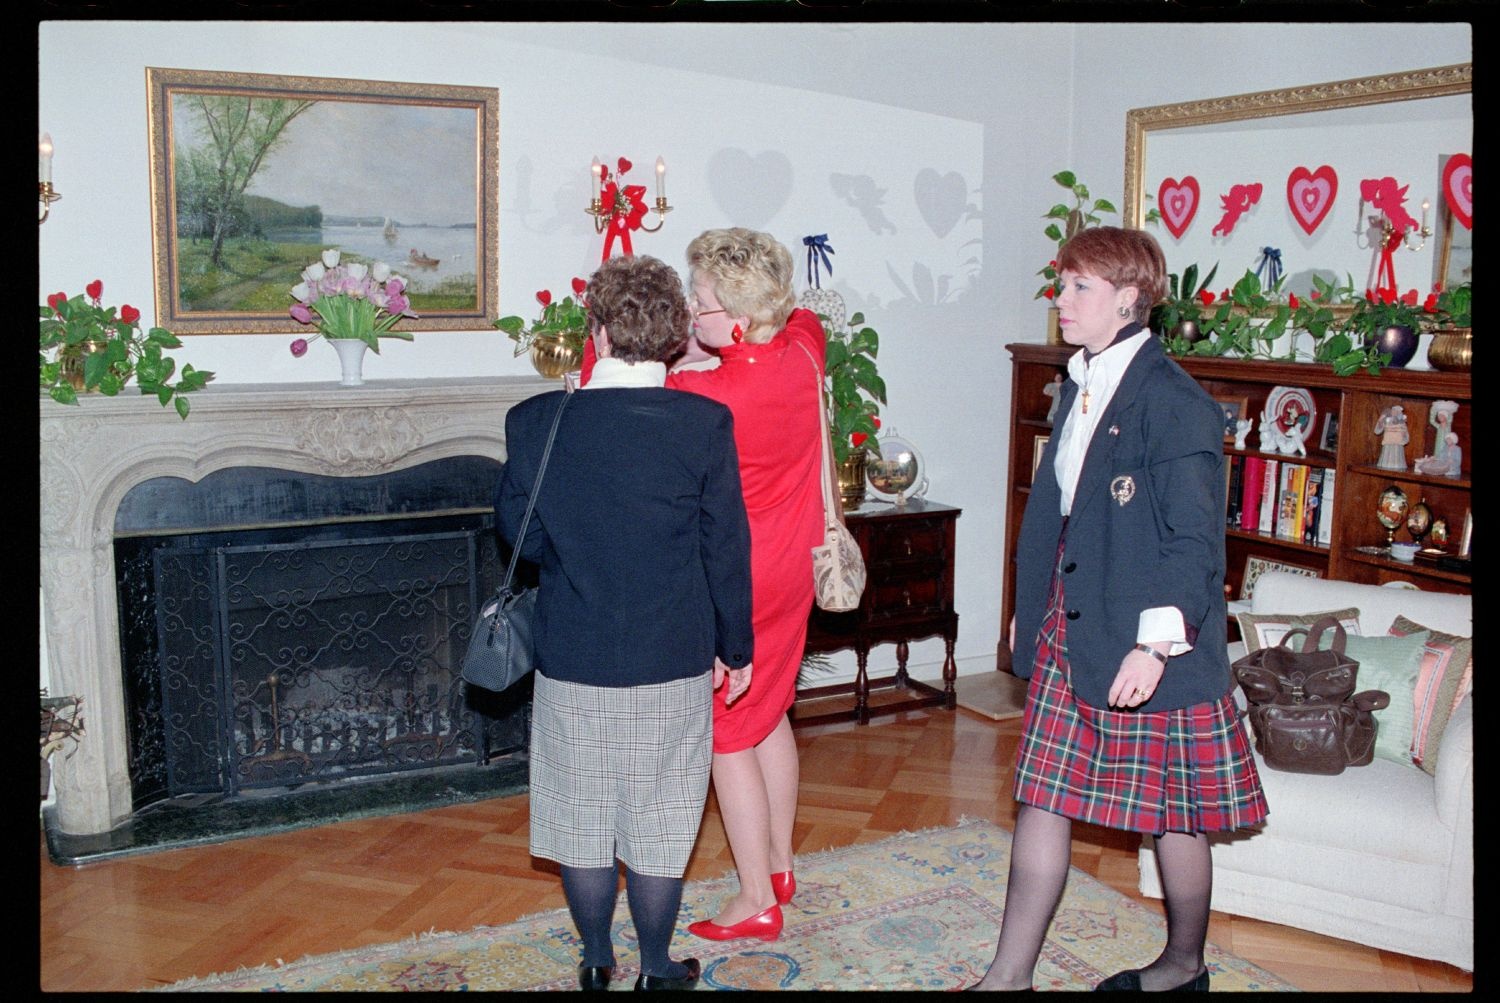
[1080,363,1096,414]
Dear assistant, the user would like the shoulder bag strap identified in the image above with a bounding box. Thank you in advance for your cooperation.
[501,388,573,590]
[796,341,841,531]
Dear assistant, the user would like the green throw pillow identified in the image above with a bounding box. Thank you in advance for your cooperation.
[1318,629,1431,768]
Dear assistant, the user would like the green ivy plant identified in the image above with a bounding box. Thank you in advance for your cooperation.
[1035,171,1118,301]
[821,310,886,464]
[1151,260,1219,354]
[39,282,214,418]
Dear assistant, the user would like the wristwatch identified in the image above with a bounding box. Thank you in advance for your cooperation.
[1134,643,1168,665]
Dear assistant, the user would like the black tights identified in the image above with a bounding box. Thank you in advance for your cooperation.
[559,864,692,979]
[982,806,1211,990]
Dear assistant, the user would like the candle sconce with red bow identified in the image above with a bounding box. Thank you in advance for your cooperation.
[588,156,672,260]
[1354,176,1432,297]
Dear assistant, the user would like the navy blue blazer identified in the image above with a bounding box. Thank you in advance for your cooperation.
[495,387,754,688]
[1013,338,1232,711]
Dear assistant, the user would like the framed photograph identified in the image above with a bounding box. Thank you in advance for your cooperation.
[1031,434,1050,479]
[146,68,499,334]
[1240,555,1322,601]
[1319,411,1340,453]
[1213,394,1249,444]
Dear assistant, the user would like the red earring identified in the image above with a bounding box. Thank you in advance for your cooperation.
[731,324,744,344]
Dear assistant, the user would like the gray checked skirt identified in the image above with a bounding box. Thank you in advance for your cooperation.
[528,669,714,877]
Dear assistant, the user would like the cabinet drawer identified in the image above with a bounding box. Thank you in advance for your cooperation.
[863,519,949,564]
[867,575,947,619]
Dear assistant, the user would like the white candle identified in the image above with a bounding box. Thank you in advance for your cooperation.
[591,158,602,201]
[655,156,666,200]
[39,132,53,184]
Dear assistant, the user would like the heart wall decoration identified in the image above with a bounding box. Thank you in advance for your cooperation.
[1286,165,1338,236]
[1442,153,1472,230]
[1157,176,1200,240]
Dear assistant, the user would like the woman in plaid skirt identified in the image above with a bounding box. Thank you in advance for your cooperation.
[969,228,1267,992]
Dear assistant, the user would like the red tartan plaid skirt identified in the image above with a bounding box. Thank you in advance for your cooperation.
[1013,533,1269,836]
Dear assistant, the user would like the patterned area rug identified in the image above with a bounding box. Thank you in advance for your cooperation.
[158,817,1295,992]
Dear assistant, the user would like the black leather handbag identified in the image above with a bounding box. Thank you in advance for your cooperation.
[460,390,570,694]
[1232,615,1390,775]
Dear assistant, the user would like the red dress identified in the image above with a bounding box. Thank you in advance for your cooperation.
[670,310,826,752]
[581,309,827,752]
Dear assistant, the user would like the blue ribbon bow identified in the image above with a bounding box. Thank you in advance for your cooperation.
[1255,246,1283,289]
[803,234,835,288]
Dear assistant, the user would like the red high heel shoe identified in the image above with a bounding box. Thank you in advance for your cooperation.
[687,904,783,942]
[770,871,796,906]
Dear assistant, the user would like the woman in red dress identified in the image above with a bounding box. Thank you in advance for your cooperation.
[676,230,825,943]
[580,229,826,943]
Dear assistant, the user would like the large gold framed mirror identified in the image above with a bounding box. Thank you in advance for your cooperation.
[1124,64,1471,298]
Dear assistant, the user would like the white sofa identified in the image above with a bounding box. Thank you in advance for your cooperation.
[1137,571,1473,971]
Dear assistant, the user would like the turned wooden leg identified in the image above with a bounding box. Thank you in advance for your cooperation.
[895,640,910,685]
[942,632,958,709]
[854,645,871,725]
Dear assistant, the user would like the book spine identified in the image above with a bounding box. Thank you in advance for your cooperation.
[1303,468,1325,545]
[1226,455,1243,525]
[1317,467,1336,547]
[1275,463,1297,540]
[1258,460,1279,535]
[1240,456,1263,531]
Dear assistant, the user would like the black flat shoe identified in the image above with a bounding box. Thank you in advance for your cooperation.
[1094,968,1209,992]
[634,958,701,991]
[578,965,613,991]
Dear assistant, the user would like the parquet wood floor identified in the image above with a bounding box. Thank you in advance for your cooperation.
[39,702,1473,992]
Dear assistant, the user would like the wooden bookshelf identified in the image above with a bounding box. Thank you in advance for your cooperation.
[1000,344,1471,668]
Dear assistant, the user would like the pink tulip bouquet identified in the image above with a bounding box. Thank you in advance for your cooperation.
[288,249,417,357]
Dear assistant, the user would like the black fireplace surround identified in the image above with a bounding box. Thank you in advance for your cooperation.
[109,455,531,825]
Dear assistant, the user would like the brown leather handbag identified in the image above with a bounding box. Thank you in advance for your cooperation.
[1232,615,1390,775]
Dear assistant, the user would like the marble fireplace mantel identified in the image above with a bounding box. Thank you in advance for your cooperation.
[39,375,551,837]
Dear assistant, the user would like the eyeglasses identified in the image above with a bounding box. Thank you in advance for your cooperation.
[691,304,726,320]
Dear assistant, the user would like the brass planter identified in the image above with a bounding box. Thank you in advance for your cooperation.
[59,338,108,391]
[1045,306,1063,346]
[1427,327,1471,372]
[528,334,583,379]
[837,450,867,511]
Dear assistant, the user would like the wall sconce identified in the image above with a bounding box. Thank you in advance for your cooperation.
[587,155,672,235]
[39,132,61,225]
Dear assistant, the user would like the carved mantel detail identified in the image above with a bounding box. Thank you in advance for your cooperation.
[38,376,548,836]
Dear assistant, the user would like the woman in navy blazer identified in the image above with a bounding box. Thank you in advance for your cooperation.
[969,228,1267,992]
[495,254,753,992]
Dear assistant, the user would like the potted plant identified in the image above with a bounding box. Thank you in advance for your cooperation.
[1188,268,1293,362]
[1427,281,1471,372]
[39,280,214,418]
[1035,171,1117,341]
[822,310,887,509]
[495,279,589,378]
[1338,286,1434,371]
[1151,260,1219,352]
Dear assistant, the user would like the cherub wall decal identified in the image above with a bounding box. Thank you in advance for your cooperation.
[1211,182,1263,237]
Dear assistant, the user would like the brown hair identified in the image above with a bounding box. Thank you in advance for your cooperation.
[585,254,690,364]
[685,228,795,344]
[1056,226,1168,325]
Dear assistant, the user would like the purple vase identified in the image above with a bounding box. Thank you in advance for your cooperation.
[1369,324,1419,368]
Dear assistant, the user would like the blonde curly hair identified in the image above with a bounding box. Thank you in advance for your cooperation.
[685,228,795,344]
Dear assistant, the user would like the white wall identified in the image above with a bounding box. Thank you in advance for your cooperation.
[37,20,1471,696]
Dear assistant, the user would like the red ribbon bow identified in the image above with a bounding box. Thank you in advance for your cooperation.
[600,181,650,261]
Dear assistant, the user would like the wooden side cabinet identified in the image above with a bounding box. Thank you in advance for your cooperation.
[1001,342,1471,667]
[793,499,961,726]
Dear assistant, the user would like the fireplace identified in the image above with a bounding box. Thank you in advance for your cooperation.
[114,458,527,812]
[39,376,549,841]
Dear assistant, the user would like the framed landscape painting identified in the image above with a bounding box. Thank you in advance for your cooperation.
[147,68,499,334]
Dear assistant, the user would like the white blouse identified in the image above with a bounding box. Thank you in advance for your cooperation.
[1052,331,1191,656]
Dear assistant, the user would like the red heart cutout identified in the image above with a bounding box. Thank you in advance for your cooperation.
[1442,153,1472,230]
[1285,165,1338,236]
[536,289,552,306]
[1157,176,1199,240]
[617,157,633,175]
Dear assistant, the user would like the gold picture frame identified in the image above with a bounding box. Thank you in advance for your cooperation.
[146,67,499,335]
[1031,434,1050,480]
[1240,555,1321,601]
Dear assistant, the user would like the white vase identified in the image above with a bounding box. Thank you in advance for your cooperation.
[330,338,369,387]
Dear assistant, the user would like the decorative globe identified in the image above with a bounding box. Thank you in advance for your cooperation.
[867,427,927,505]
